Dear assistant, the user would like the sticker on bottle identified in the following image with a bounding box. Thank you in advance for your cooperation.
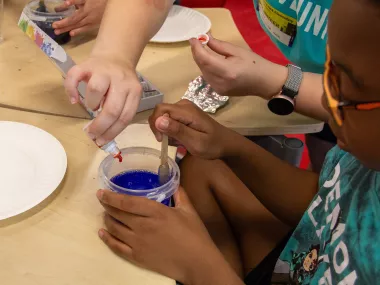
[18,12,67,63]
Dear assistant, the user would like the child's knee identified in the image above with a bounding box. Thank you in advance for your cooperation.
[179,153,202,173]
[179,154,215,179]
[180,154,226,182]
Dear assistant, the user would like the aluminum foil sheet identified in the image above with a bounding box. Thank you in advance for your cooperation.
[182,76,229,113]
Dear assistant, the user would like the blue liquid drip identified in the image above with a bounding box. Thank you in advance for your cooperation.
[110,170,171,206]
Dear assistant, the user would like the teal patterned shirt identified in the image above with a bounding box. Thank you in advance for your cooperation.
[272,146,380,284]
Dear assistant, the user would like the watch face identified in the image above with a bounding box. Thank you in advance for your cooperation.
[268,96,295,115]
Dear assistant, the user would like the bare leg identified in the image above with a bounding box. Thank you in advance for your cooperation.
[180,155,291,276]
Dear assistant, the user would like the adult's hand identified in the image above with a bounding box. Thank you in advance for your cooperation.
[65,56,142,146]
[190,35,288,99]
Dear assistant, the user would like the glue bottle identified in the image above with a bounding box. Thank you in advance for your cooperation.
[78,84,123,162]
[101,140,123,162]
[83,120,122,162]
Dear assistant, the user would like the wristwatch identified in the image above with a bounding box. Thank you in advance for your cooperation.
[267,64,303,115]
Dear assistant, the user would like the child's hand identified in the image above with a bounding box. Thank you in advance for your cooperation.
[64,56,142,145]
[148,100,238,160]
[97,187,225,285]
[190,35,288,100]
[53,0,107,37]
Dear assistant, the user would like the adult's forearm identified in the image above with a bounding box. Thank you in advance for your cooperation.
[223,131,319,227]
[92,0,172,67]
[295,72,329,122]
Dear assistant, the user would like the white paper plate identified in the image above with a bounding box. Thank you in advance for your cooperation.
[150,5,211,43]
[0,122,67,220]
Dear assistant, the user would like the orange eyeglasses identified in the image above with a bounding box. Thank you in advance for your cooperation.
[323,46,380,126]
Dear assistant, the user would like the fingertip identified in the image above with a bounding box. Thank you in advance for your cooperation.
[189,37,199,47]
[98,229,105,239]
[155,116,170,132]
[96,189,104,201]
[71,26,90,37]
[70,97,78,104]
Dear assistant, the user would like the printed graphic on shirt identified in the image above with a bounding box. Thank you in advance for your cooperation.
[257,0,297,47]
[271,245,321,284]
[271,210,345,285]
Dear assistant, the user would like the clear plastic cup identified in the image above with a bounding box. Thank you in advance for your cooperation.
[24,0,75,45]
[99,147,180,206]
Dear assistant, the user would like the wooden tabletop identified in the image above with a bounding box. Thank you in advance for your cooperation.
[0,107,176,285]
[0,2,321,284]
[0,1,323,135]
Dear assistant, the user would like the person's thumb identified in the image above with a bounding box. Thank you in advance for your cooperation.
[155,115,199,146]
[207,35,239,57]
[189,38,214,67]
[173,186,196,213]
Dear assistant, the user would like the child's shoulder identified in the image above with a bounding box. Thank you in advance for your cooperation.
[320,146,380,189]
[322,145,351,170]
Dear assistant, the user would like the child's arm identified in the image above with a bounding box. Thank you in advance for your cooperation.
[223,132,319,227]
[149,100,320,227]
